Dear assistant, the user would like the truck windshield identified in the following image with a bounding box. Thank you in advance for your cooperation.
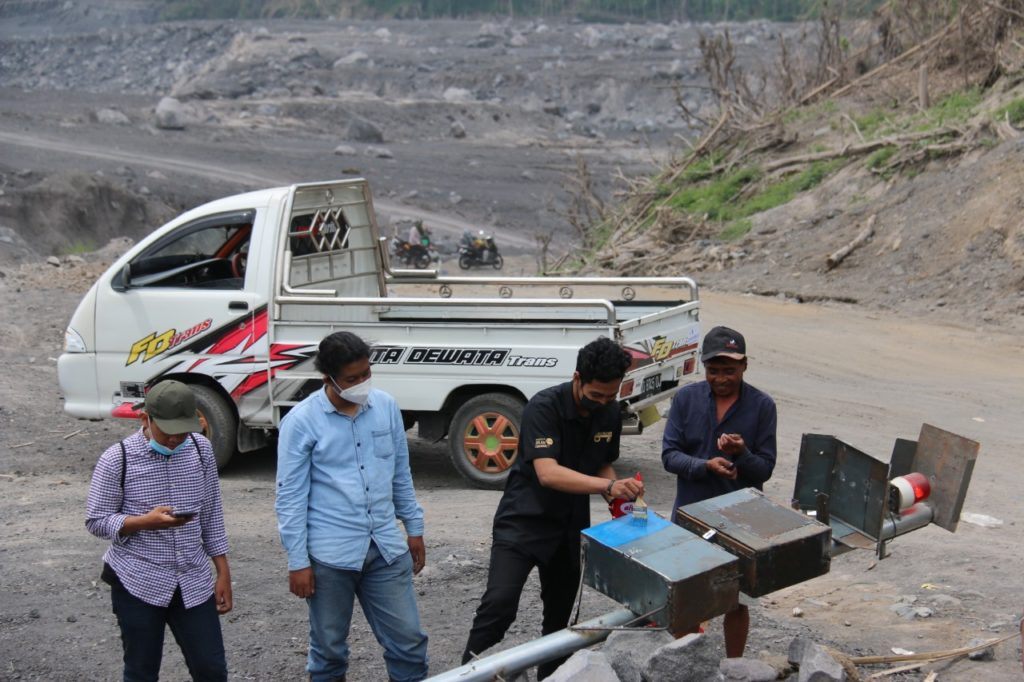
[118,215,253,290]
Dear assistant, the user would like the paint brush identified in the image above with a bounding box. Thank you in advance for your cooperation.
[631,472,648,523]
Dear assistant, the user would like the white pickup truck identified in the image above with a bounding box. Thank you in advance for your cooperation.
[58,178,702,488]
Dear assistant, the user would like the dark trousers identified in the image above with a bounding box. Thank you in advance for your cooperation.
[462,540,579,680]
[109,579,227,682]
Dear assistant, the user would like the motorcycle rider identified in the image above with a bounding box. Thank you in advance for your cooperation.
[460,230,476,256]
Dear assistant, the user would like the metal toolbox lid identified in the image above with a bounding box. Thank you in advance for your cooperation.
[583,514,739,579]
[677,488,831,552]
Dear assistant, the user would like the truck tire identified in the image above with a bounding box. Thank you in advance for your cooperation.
[448,393,524,489]
[191,384,238,470]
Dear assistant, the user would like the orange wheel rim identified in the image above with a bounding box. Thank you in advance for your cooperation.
[461,411,519,473]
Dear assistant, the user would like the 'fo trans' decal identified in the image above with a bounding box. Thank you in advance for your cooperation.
[369,346,557,368]
[127,319,213,365]
[624,334,698,371]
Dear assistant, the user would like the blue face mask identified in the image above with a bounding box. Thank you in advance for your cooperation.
[149,438,189,457]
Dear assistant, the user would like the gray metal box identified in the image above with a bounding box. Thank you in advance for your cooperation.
[676,488,831,597]
[581,514,740,635]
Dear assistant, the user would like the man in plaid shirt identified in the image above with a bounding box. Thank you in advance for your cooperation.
[86,380,232,682]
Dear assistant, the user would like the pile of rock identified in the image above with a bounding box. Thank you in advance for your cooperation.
[540,631,854,682]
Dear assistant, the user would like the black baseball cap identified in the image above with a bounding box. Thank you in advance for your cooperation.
[701,326,746,362]
[145,381,202,435]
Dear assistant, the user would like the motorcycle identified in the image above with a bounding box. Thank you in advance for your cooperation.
[391,235,433,269]
[458,233,503,270]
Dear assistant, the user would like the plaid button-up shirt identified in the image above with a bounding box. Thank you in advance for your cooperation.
[86,430,230,608]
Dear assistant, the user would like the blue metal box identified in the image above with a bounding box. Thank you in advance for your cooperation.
[581,514,740,635]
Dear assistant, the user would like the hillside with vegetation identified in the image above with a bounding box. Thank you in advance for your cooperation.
[579,0,1024,331]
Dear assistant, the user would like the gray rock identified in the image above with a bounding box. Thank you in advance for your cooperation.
[365,146,393,159]
[334,50,370,67]
[891,602,933,619]
[642,633,718,682]
[788,637,812,666]
[46,256,62,267]
[600,629,674,682]
[797,644,845,682]
[966,637,995,661]
[547,649,619,681]
[94,108,131,125]
[443,87,474,103]
[467,34,501,49]
[333,145,358,156]
[345,116,384,144]
[154,96,186,130]
[719,657,777,681]
[450,121,467,139]
[933,589,962,606]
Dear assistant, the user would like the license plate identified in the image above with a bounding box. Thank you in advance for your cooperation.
[641,374,661,395]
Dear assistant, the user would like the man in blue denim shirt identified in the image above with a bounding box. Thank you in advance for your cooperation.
[276,331,428,682]
[662,325,777,659]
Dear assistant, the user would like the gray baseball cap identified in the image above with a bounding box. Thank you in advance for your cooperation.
[145,381,202,435]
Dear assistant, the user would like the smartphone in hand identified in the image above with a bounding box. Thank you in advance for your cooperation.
[171,509,197,519]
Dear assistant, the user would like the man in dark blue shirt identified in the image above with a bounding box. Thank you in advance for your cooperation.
[661,325,777,658]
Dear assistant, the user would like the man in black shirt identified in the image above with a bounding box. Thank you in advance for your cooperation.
[461,337,644,679]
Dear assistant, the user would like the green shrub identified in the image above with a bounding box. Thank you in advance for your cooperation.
[927,88,981,125]
[662,159,842,232]
[867,146,898,170]
[719,219,753,241]
[736,160,842,216]
[994,98,1024,126]
[667,166,761,221]
[853,109,889,136]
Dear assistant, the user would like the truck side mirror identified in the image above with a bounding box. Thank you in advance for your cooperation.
[113,263,132,292]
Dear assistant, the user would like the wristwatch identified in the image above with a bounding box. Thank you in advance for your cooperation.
[605,479,615,497]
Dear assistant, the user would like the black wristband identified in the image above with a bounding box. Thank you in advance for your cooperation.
[605,479,615,497]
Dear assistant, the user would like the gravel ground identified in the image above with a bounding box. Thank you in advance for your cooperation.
[1,7,1022,682]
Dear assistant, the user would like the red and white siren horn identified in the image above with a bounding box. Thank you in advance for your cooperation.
[889,472,931,512]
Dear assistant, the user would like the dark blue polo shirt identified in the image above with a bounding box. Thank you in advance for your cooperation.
[661,380,777,514]
[492,381,620,562]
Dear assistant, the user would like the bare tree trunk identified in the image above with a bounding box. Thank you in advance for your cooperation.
[918,64,930,109]
[827,215,877,270]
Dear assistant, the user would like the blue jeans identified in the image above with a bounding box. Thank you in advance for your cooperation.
[308,542,429,682]
[109,580,227,682]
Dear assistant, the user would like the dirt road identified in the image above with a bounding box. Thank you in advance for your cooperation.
[0,128,537,251]
[1,278,1021,680]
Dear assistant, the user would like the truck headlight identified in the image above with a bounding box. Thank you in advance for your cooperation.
[64,327,87,353]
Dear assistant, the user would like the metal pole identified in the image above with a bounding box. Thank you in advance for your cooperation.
[426,608,637,682]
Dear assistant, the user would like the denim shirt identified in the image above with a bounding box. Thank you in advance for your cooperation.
[275,388,424,572]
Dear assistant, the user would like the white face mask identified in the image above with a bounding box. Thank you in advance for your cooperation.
[332,376,372,405]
